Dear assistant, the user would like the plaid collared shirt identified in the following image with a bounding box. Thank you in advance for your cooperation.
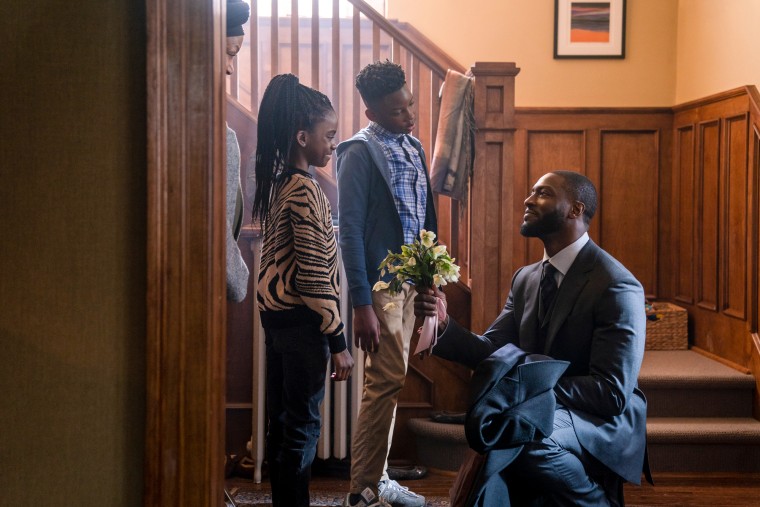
[366,122,427,244]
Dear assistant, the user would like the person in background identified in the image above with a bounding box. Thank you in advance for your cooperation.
[337,60,436,507]
[225,0,250,302]
[253,73,354,507]
[415,171,648,506]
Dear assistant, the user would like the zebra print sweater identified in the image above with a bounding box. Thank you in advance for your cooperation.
[257,168,346,353]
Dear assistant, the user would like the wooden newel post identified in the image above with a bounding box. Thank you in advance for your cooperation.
[469,62,520,334]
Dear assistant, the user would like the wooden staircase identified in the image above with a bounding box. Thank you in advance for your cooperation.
[408,349,760,475]
[641,350,760,473]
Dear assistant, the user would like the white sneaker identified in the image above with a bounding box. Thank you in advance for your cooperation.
[344,487,392,507]
[378,479,425,507]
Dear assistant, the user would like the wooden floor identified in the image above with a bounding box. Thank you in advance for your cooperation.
[227,470,760,506]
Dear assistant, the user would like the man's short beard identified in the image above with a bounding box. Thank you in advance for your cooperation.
[520,209,565,238]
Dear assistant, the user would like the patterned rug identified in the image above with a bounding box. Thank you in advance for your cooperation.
[229,488,450,507]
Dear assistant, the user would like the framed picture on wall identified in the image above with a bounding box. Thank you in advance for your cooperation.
[554,0,626,58]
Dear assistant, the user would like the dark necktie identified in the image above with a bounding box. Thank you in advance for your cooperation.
[539,261,559,323]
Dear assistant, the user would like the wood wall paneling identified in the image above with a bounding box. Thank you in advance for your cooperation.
[656,119,675,302]
[512,128,529,269]
[753,112,760,416]
[525,131,585,264]
[753,124,760,334]
[514,109,672,304]
[722,114,749,320]
[484,137,505,319]
[499,132,517,312]
[398,366,435,409]
[697,120,721,312]
[599,131,660,297]
[669,88,758,368]
[675,125,696,304]
[505,96,758,371]
[585,129,603,241]
[744,91,760,418]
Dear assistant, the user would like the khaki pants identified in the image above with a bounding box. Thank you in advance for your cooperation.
[349,284,417,494]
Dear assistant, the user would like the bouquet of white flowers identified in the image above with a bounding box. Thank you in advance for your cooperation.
[372,230,460,296]
[372,230,459,355]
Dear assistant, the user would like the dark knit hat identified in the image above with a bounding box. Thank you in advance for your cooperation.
[227,0,250,37]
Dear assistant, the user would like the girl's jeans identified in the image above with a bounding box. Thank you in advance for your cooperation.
[265,323,330,507]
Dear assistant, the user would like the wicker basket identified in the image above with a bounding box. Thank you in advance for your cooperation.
[645,302,688,350]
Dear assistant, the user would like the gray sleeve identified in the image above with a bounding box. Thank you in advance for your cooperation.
[226,225,249,302]
[554,275,646,418]
[226,127,249,302]
[433,291,519,369]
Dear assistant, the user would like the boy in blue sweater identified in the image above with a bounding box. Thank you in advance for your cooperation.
[337,60,437,507]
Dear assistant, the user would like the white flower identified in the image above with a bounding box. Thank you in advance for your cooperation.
[420,229,436,248]
[373,280,390,291]
[383,302,398,311]
[433,274,447,286]
[444,263,461,283]
[432,245,447,258]
[406,257,416,267]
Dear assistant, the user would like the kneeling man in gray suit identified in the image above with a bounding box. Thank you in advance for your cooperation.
[416,171,648,506]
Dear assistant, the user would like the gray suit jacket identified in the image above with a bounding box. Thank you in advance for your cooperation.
[434,240,647,484]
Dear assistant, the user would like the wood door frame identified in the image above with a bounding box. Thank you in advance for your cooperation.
[145,0,227,505]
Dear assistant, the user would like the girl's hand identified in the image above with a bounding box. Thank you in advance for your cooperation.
[330,349,354,381]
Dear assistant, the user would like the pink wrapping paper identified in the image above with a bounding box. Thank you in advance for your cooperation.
[415,296,447,356]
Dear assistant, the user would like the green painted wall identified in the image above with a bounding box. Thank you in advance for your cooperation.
[0,1,147,504]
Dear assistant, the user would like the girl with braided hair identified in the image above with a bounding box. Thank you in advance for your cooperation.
[253,73,354,507]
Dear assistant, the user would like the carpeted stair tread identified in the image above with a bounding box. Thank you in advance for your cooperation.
[408,418,469,472]
[638,350,754,389]
[408,418,467,442]
[640,351,754,417]
[647,417,760,443]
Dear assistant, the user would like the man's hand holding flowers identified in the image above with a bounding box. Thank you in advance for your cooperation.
[373,230,459,356]
[414,285,449,333]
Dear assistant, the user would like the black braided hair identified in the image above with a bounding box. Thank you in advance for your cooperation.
[355,59,406,106]
[251,74,334,225]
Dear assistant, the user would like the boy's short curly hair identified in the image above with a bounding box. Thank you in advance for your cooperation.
[355,60,407,105]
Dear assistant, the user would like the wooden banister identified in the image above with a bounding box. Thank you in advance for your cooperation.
[387,20,466,75]
[345,0,461,78]
[229,0,471,264]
